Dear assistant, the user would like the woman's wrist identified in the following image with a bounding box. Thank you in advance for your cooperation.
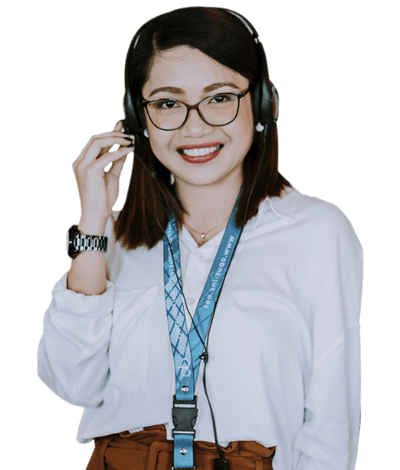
[78,218,108,236]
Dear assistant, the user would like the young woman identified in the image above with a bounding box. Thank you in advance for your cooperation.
[38,7,363,470]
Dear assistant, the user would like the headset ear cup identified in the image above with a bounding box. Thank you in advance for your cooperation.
[136,96,147,133]
[254,78,274,127]
[271,84,279,122]
[258,80,279,125]
[252,83,261,126]
[123,87,142,135]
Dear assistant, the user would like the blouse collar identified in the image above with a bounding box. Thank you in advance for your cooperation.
[180,186,300,249]
[250,185,299,231]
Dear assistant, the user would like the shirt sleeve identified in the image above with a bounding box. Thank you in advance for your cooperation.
[293,203,363,470]
[37,271,115,407]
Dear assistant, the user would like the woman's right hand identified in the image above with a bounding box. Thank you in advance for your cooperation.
[72,120,134,235]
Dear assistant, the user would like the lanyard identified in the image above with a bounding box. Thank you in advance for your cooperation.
[163,187,243,469]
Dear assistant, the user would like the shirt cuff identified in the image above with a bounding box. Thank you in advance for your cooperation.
[52,271,115,317]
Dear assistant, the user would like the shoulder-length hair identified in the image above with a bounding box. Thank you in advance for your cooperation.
[114,7,292,250]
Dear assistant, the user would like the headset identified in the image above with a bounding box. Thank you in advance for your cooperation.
[122,7,279,157]
[120,9,279,468]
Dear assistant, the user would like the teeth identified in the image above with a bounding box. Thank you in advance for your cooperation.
[181,145,221,157]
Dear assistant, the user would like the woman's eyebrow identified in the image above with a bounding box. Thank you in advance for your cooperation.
[148,82,240,98]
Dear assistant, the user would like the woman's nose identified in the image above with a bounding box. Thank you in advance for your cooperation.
[181,107,213,136]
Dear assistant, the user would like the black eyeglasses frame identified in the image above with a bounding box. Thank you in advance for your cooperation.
[141,88,250,131]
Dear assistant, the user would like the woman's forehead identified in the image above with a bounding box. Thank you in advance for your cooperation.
[142,46,249,97]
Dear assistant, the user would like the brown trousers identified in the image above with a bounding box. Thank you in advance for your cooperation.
[86,425,276,470]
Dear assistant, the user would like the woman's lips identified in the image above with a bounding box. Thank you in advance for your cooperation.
[180,150,221,164]
[177,142,224,164]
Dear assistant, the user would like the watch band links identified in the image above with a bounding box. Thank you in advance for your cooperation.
[72,234,108,253]
[68,224,108,259]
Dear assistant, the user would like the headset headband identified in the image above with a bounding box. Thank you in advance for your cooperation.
[131,9,260,53]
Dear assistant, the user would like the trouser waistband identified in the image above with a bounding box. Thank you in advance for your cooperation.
[86,424,276,470]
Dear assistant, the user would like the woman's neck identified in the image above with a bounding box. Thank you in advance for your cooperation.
[175,175,242,235]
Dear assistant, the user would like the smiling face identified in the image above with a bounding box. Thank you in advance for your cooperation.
[141,46,254,192]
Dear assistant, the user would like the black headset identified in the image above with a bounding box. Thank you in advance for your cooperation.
[122,8,279,140]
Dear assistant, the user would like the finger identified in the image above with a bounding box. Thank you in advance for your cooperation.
[97,123,133,158]
[89,145,132,171]
[96,131,133,158]
[114,120,124,132]
[97,141,114,159]
[74,130,133,168]
[97,135,135,158]
[94,129,133,140]
[107,150,130,178]
[75,136,133,170]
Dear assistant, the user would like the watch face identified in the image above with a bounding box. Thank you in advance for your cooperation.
[67,225,80,259]
[67,241,79,259]
[65,229,69,255]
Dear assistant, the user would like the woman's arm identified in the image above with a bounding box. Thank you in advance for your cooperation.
[67,221,108,295]
[293,202,363,470]
[38,121,132,404]
[66,120,132,295]
[37,270,115,406]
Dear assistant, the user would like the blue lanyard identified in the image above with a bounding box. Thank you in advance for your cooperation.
[163,187,243,469]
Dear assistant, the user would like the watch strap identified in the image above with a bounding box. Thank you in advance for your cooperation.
[68,224,108,259]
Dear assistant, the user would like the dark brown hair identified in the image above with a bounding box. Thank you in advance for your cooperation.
[114,7,291,249]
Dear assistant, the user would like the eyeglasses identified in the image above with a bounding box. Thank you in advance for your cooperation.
[141,88,250,131]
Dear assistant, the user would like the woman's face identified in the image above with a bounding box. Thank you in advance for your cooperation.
[141,46,254,190]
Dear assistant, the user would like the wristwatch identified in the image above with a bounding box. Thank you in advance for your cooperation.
[67,224,108,259]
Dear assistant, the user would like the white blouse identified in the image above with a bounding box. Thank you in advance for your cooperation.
[38,186,363,470]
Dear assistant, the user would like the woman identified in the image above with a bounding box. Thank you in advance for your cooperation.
[38,7,363,470]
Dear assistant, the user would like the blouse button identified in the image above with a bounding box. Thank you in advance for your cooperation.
[187,297,194,305]
[195,251,204,259]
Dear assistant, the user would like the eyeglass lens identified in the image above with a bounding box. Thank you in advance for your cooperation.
[146,94,240,130]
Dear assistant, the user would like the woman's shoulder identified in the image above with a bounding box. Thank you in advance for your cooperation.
[266,186,360,243]
[293,187,347,220]
[279,186,361,247]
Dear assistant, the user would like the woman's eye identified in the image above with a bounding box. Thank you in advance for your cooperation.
[158,100,179,109]
[210,94,234,103]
